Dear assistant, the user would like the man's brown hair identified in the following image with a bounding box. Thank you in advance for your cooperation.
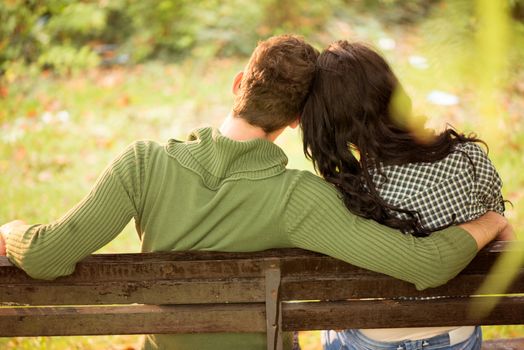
[233,35,319,133]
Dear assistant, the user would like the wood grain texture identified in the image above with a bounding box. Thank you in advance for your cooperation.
[0,241,522,337]
[282,297,524,330]
[0,297,522,336]
[481,338,524,350]
[1,242,522,306]
[0,304,266,336]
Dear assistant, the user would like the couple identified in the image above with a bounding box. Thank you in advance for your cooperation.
[0,35,510,350]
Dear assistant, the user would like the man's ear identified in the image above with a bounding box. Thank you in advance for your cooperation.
[289,117,300,129]
[232,71,243,95]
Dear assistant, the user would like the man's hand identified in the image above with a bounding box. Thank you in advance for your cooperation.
[497,223,516,241]
[0,232,4,256]
[0,220,26,256]
[459,212,508,250]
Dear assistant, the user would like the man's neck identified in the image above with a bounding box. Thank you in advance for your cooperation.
[220,114,279,142]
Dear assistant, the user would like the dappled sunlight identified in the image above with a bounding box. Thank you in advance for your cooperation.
[469,0,524,320]
[474,0,511,153]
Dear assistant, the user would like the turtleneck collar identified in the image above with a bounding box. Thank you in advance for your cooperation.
[165,127,288,189]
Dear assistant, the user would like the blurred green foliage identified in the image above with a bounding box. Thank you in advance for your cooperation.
[3,0,522,76]
[0,0,340,75]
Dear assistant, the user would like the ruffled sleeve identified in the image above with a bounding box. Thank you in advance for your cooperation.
[461,143,505,214]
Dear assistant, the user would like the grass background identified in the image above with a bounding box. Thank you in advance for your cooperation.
[1,2,523,349]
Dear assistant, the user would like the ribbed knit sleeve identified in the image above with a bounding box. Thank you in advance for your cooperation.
[6,141,151,280]
[285,172,478,290]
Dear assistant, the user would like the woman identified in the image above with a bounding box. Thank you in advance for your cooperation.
[301,41,510,350]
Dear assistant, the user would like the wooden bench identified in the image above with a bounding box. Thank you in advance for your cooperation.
[0,241,523,350]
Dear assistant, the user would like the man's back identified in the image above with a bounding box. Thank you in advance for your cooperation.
[4,126,480,350]
[139,127,295,255]
[135,127,316,349]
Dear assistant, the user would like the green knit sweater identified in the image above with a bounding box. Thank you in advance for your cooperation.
[6,127,477,350]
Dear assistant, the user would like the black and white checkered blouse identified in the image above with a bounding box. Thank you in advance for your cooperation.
[369,142,505,232]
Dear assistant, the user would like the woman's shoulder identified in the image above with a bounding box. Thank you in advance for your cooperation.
[452,142,498,180]
[368,139,504,232]
[371,142,493,210]
[378,142,487,177]
[427,141,489,171]
[453,142,489,161]
[373,142,478,190]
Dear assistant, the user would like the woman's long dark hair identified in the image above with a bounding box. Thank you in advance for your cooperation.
[301,41,483,235]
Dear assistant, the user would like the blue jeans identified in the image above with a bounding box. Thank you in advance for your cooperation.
[322,327,482,350]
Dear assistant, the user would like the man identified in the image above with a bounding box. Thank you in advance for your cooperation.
[0,35,507,350]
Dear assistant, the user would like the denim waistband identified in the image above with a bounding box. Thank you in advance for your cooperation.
[343,327,481,350]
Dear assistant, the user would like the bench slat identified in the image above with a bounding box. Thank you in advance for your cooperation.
[0,241,514,283]
[282,271,524,300]
[283,297,524,330]
[2,270,523,306]
[0,279,266,305]
[1,296,522,337]
[0,304,267,336]
[1,242,522,306]
[481,338,524,350]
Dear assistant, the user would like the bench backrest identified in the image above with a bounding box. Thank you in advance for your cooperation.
[1,241,523,348]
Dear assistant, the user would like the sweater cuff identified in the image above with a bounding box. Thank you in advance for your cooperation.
[5,224,40,270]
[417,225,478,290]
[439,225,478,254]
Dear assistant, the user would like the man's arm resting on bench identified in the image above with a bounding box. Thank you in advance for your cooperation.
[459,211,511,249]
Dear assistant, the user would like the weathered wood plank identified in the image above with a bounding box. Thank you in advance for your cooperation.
[0,304,267,336]
[0,241,517,283]
[0,242,522,306]
[1,296,522,337]
[0,279,266,305]
[282,297,524,330]
[281,271,524,300]
[2,269,523,306]
[481,337,524,350]
[0,258,275,283]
